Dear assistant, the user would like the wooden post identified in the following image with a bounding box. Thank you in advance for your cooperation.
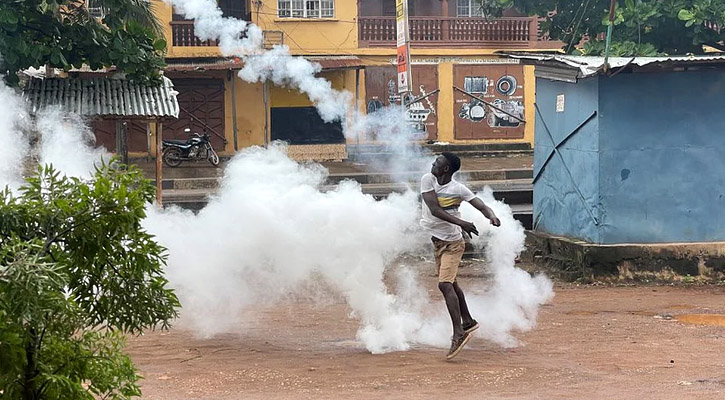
[230,70,239,152]
[156,122,163,207]
[441,0,450,42]
[115,120,128,165]
[355,68,360,144]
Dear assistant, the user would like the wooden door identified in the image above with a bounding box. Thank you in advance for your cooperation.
[364,64,439,140]
[166,78,225,150]
[453,63,525,140]
[91,120,149,152]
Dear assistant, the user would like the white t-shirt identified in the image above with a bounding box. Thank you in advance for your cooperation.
[420,173,476,241]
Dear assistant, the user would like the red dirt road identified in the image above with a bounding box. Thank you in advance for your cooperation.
[127,274,725,400]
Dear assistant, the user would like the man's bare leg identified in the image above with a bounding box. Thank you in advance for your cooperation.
[453,281,475,327]
[438,282,464,339]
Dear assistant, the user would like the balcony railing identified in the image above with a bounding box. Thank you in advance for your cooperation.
[171,21,219,47]
[359,16,553,48]
[171,21,285,49]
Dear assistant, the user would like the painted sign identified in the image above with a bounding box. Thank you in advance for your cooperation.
[365,65,438,140]
[454,64,525,140]
[395,0,411,94]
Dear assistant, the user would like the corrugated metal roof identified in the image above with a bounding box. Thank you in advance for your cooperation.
[22,76,179,119]
[165,58,244,72]
[305,56,365,70]
[508,54,725,79]
[164,56,364,72]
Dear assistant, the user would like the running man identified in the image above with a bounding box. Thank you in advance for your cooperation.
[420,152,501,360]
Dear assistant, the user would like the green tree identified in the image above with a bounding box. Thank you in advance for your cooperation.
[0,0,167,85]
[0,163,180,400]
[477,0,725,55]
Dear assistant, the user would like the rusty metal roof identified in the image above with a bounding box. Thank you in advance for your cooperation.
[165,55,365,72]
[22,76,179,119]
[508,54,725,81]
[305,56,365,70]
[165,58,244,72]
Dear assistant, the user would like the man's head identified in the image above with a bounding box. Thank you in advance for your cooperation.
[431,152,461,178]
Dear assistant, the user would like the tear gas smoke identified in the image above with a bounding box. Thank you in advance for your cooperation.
[0,91,553,352]
[169,0,351,123]
[0,0,554,352]
[462,187,554,347]
[142,151,553,352]
[167,0,433,174]
[143,143,426,352]
[0,78,30,191]
[35,109,110,178]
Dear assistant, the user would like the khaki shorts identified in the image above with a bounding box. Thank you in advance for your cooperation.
[432,237,465,283]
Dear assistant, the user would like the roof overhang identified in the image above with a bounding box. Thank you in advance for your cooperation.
[164,55,365,73]
[22,76,179,119]
[506,53,725,82]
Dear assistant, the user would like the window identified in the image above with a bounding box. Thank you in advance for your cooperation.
[456,0,485,17]
[278,0,334,18]
[218,0,248,20]
[464,76,488,94]
[173,0,248,21]
[382,0,395,16]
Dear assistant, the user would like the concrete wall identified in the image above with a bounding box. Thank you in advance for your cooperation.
[598,70,725,243]
[533,77,600,242]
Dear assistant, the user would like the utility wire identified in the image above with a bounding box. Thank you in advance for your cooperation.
[566,0,594,53]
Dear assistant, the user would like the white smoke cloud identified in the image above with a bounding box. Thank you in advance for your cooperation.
[0,79,30,191]
[143,143,428,352]
[141,143,552,353]
[168,0,351,123]
[347,105,431,176]
[0,0,554,354]
[35,109,110,179]
[0,94,553,351]
[461,187,555,347]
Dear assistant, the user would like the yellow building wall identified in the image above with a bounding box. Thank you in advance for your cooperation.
[153,0,359,59]
[151,0,537,151]
[227,76,267,151]
[254,0,359,55]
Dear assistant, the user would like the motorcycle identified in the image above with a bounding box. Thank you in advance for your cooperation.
[162,128,220,167]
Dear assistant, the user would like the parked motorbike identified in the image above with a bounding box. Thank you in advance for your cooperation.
[162,128,220,167]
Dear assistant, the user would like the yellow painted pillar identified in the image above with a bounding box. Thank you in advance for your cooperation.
[153,0,174,50]
[523,65,536,147]
[436,62,455,143]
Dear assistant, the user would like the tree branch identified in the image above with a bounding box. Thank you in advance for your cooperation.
[42,213,101,256]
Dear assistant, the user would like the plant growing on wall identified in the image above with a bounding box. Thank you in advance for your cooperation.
[0,163,180,399]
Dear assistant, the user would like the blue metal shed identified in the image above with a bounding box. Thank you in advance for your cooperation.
[512,55,725,244]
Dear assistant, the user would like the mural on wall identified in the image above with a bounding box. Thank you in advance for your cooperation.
[365,65,438,140]
[454,64,525,140]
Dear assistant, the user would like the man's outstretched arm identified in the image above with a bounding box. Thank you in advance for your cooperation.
[469,197,501,227]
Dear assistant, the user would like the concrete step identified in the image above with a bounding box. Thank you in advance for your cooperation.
[347,149,533,163]
[162,180,534,228]
[326,168,532,185]
[154,169,534,191]
[348,142,532,153]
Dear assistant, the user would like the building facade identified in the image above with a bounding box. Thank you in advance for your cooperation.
[139,0,561,160]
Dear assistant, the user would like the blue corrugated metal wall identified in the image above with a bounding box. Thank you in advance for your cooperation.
[598,70,725,243]
[534,69,725,244]
[533,77,600,243]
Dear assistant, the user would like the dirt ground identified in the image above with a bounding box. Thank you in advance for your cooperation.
[127,264,725,400]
